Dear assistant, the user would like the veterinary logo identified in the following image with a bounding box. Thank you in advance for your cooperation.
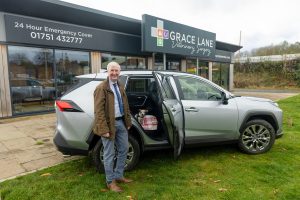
[151,20,169,47]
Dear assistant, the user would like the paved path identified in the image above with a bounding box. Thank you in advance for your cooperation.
[0,113,78,182]
[232,90,299,101]
[0,91,298,182]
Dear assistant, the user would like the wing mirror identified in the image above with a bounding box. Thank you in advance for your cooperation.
[221,92,229,105]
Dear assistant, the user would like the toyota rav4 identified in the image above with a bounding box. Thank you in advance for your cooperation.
[53,71,283,171]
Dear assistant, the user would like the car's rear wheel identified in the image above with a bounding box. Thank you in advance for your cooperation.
[238,119,275,154]
[92,134,140,172]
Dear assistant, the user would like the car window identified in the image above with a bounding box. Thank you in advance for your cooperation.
[62,78,95,96]
[160,76,176,99]
[177,76,221,101]
[126,77,155,93]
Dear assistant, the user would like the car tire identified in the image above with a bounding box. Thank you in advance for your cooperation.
[92,134,140,172]
[238,119,275,154]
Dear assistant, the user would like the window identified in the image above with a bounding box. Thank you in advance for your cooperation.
[212,62,229,90]
[126,77,156,108]
[8,46,55,114]
[55,50,90,96]
[198,61,209,79]
[101,53,126,69]
[186,59,197,74]
[153,53,164,70]
[177,76,221,101]
[126,77,155,93]
[8,45,91,115]
[101,53,146,70]
[160,76,175,99]
[166,55,181,71]
[126,57,146,69]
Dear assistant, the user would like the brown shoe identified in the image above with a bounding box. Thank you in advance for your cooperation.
[116,177,133,184]
[107,181,123,192]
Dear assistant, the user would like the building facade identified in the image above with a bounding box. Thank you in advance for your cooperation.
[0,0,241,118]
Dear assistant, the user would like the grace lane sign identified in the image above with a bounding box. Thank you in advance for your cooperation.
[142,14,216,59]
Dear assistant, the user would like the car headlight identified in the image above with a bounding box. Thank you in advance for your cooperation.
[270,101,279,107]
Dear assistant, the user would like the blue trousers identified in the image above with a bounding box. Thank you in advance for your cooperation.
[101,119,128,184]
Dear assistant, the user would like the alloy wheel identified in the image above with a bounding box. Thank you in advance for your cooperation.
[241,124,271,152]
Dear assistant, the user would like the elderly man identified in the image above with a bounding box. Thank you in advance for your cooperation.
[93,61,132,192]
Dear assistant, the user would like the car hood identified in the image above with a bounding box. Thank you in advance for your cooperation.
[233,96,276,106]
[238,96,273,103]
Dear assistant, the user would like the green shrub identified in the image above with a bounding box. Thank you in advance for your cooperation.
[234,60,300,89]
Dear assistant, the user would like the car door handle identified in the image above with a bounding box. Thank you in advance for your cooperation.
[171,107,176,112]
[185,107,199,112]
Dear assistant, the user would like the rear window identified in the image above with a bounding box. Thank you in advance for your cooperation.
[61,76,125,97]
[61,78,95,97]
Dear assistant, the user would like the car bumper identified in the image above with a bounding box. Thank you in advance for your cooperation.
[53,130,88,156]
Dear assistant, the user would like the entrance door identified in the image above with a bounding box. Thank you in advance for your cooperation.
[153,72,184,159]
[166,55,181,71]
[212,63,230,90]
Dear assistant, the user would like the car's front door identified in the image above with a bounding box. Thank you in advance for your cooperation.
[174,75,239,145]
[153,72,184,159]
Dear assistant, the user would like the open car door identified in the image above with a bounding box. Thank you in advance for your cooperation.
[153,72,184,160]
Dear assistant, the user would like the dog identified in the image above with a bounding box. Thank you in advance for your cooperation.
[135,109,148,125]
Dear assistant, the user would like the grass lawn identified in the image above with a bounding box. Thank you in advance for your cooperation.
[1,95,300,200]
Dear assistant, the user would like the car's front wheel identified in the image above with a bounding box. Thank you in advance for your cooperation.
[238,119,275,154]
[92,134,140,172]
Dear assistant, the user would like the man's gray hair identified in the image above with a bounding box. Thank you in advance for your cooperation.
[107,61,121,71]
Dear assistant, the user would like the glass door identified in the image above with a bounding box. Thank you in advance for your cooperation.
[166,55,181,71]
[212,63,230,90]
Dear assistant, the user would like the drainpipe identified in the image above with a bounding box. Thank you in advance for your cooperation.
[163,53,166,70]
[208,62,213,81]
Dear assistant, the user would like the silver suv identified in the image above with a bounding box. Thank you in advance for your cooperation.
[53,71,283,171]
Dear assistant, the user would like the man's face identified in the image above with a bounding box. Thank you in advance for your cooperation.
[108,65,120,82]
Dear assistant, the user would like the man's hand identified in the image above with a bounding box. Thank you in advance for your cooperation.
[127,126,131,130]
[102,132,110,138]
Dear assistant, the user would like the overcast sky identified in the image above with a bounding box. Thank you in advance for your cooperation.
[62,0,300,52]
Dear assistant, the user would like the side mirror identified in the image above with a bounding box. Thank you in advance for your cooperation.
[221,92,229,105]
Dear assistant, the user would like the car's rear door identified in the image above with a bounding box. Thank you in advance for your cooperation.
[153,72,184,159]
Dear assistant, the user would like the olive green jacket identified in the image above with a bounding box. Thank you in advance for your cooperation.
[93,78,132,139]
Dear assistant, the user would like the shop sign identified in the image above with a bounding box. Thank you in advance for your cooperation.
[215,50,233,63]
[142,14,216,59]
[4,14,141,54]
